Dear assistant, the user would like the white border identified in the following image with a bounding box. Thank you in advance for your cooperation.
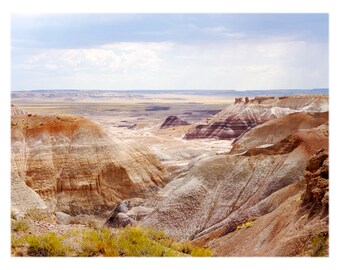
[1,1,339,270]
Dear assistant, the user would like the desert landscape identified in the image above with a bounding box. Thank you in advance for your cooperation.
[9,13,330,259]
[11,89,329,256]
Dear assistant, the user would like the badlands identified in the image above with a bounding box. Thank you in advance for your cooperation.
[11,90,329,256]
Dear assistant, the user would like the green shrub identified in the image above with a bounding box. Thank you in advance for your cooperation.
[81,228,118,256]
[25,232,70,256]
[12,225,212,257]
[12,220,30,232]
[115,226,212,257]
[144,227,173,248]
[11,234,27,248]
[116,226,179,256]
[171,241,212,257]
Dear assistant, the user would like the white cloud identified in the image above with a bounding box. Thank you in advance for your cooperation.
[11,39,328,90]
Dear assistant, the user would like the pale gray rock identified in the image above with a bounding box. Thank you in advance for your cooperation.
[55,211,72,225]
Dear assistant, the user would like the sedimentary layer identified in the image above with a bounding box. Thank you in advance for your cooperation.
[11,114,166,215]
[184,95,328,140]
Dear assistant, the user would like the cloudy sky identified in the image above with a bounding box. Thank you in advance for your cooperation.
[11,13,328,91]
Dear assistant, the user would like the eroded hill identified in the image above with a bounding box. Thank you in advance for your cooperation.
[11,113,166,215]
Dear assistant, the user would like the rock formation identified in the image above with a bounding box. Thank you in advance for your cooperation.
[302,149,329,216]
[11,114,167,215]
[231,112,328,154]
[206,147,329,256]
[105,198,152,227]
[11,157,48,216]
[160,116,190,129]
[234,97,243,104]
[11,104,27,115]
[107,113,329,256]
[184,95,328,140]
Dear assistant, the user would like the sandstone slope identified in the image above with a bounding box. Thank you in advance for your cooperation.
[184,95,328,140]
[134,121,328,256]
[207,149,328,256]
[11,114,166,215]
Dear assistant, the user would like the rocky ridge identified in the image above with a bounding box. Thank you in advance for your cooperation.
[231,111,328,154]
[184,95,328,140]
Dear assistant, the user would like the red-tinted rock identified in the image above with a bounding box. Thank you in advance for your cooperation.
[184,95,328,140]
[160,116,190,129]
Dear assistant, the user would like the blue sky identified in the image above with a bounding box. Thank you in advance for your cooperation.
[11,14,328,90]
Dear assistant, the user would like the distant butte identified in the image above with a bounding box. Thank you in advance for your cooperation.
[160,116,190,129]
[184,95,328,140]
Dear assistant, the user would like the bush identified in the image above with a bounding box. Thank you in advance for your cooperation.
[171,241,212,257]
[12,220,30,232]
[12,225,212,257]
[116,226,179,256]
[25,232,70,256]
[81,228,118,256]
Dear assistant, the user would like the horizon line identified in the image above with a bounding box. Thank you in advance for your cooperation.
[11,88,329,92]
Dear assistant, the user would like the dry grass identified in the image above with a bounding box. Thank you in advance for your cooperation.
[11,225,212,257]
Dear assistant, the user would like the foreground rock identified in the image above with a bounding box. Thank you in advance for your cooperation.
[105,198,155,228]
[184,95,328,140]
[11,114,166,215]
[206,149,329,256]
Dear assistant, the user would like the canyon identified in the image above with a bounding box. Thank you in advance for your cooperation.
[11,90,329,256]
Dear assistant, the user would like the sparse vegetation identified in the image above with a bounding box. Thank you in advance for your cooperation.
[295,196,302,203]
[12,220,30,232]
[171,241,212,256]
[303,232,329,256]
[81,228,118,256]
[11,225,212,257]
[236,220,254,230]
[25,232,71,256]
[26,209,55,223]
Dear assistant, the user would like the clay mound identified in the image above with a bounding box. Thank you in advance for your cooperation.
[160,116,190,129]
[11,104,27,115]
[11,114,166,215]
[184,95,328,140]
[137,125,328,248]
[231,112,328,154]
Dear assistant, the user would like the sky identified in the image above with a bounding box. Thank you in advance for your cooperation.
[11,13,328,91]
